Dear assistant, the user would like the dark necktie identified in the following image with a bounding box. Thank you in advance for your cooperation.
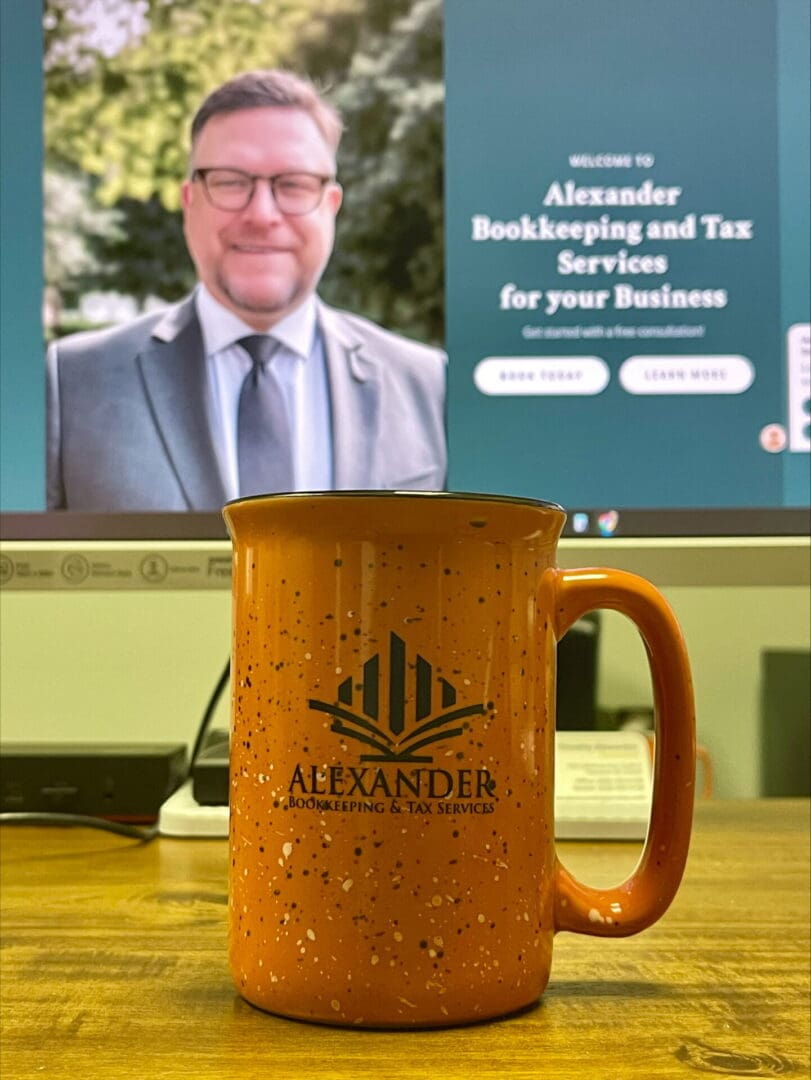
[237,335,293,497]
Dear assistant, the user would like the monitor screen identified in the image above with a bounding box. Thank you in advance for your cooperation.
[443,0,810,539]
[0,0,808,540]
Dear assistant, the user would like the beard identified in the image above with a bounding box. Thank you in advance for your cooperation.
[216,269,308,320]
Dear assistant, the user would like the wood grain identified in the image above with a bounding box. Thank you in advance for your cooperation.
[1,800,808,1079]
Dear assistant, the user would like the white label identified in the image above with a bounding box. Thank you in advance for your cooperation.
[554,730,653,840]
[787,323,811,452]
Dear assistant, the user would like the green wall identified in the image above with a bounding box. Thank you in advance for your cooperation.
[2,539,808,798]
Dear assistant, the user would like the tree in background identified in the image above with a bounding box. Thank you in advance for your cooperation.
[44,169,123,313]
[44,0,444,345]
[323,0,444,344]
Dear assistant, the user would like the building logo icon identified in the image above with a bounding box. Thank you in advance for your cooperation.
[308,632,485,763]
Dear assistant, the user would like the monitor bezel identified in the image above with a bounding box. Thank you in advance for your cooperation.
[1,507,809,541]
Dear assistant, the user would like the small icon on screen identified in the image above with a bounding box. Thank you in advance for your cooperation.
[598,511,620,537]
[572,512,589,534]
[758,423,787,454]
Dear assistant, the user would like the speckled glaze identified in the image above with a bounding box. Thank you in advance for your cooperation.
[223,493,695,1028]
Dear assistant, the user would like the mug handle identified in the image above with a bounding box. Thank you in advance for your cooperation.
[544,567,696,936]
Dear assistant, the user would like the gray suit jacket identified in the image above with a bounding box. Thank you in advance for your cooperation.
[46,295,447,510]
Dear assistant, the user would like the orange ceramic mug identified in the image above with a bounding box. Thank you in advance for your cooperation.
[223,492,695,1028]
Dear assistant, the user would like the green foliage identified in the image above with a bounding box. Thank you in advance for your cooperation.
[44,169,125,303]
[321,0,444,344]
[45,0,369,209]
[44,0,444,345]
[84,198,194,303]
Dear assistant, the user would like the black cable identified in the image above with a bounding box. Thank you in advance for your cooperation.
[0,657,231,842]
[189,656,231,768]
[0,812,159,841]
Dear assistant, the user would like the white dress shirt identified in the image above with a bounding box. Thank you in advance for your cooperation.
[195,285,334,499]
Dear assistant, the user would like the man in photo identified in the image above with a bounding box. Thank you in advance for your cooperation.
[46,69,447,510]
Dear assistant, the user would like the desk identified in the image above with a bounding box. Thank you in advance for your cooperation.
[1,800,808,1079]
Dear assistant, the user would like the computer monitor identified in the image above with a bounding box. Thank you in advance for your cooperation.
[1,2,809,801]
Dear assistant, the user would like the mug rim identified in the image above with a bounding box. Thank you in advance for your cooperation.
[223,490,565,513]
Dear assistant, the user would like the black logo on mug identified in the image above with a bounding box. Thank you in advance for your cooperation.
[308,632,485,763]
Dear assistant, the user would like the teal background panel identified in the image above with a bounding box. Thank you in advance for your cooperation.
[444,0,806,509]
[0,0,44,511]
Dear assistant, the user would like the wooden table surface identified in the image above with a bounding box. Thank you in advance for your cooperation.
[1,800,808,1080]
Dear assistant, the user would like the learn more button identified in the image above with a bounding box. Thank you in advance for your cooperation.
[474,356,610,396]
[619,355,754,395]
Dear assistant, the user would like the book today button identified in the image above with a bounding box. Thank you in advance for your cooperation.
[474,356,610,395]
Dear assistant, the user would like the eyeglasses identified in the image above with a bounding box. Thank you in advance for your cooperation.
[191,168,335,214]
